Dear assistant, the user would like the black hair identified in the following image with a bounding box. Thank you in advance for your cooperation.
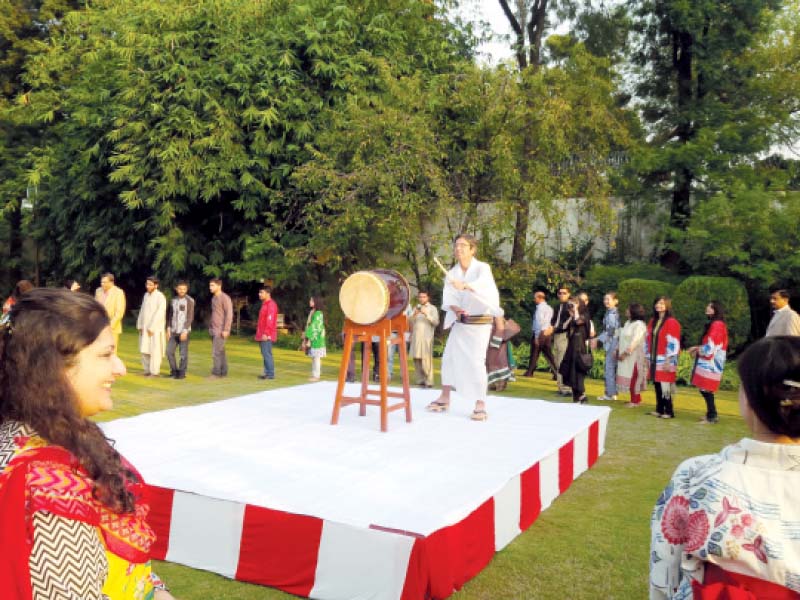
[738,336,800,438]
[652,296,673,320]
[628,303,646,322]
[699,300,725,343]
[0,289,138,512]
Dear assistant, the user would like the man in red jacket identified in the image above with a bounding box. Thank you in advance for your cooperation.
[255,285,279,379]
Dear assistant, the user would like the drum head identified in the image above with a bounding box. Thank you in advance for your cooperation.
[340,272,389,325]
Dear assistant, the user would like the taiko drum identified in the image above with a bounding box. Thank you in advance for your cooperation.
[339,269,411,325]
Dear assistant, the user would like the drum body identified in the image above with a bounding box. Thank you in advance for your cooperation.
[339,269,410,325]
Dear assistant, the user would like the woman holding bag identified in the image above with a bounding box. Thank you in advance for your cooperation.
[558,297,592,404]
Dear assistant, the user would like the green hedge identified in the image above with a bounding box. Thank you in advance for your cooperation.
[672,276,751,351]
[583,263,684,308]
[617,279,676,315]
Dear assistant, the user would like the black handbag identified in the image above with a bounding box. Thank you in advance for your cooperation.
[577,341,594,374]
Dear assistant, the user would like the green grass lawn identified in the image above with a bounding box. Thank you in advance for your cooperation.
[100,332,748,599]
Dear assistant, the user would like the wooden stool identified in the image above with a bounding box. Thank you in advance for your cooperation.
[331,314,412,432]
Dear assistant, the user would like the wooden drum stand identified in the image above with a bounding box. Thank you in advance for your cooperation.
[331,313,412,432]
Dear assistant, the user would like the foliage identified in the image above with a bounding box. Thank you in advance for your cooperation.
[14,0,468,301]
[628,0,799,242]
[582,262,684,309]
[617,278,675,315]
[0,0,83,285]
[672,276,751,351]
[680,188,800,293]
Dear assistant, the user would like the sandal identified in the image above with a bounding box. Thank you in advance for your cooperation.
[426,401,449,413]
[471,409,488,421]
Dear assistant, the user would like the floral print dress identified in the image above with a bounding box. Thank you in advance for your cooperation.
[650,438,800,599]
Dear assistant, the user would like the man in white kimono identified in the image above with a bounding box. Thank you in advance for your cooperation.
[410,290,439,387]
[427,234,503,421]
[137,276,167,377]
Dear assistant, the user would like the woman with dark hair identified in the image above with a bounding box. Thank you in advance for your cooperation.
[558,297,592,404]
[2,279,34,317]
[687,301,729,424]
[646,296,681,419]
[303,295,326,382]
[650,336,800,598]
[0,289,173,599]
[616,303,648,408]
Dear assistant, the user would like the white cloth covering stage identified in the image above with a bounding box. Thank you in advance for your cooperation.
[102,383,610,600]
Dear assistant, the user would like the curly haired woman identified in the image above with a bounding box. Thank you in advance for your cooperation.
[0,289,173,600]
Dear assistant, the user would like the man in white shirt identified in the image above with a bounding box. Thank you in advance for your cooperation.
[765,289,800,336]
[136,276,167,376]
[523,291,558,378]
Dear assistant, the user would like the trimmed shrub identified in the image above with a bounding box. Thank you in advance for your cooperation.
[617,279,676,316]
[672,276,751,352]
[583,263,684,307]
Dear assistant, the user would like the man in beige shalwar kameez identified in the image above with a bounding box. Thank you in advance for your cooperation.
[410,291,439,387]
[137,276,167,376]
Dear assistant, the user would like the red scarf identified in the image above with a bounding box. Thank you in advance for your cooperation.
[0,442,156,600]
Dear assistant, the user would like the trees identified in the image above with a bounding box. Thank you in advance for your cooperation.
[629,0,796,237]
[17,0,469,295]
[0,0,83,285]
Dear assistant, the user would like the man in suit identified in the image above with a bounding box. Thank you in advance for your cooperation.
[95,273,126,350]
[766,289,800,336]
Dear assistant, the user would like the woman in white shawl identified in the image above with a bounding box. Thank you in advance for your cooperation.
[427,234,503,421]
[616,302,648,407]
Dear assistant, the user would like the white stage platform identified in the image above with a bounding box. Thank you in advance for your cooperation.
[102,383,610,600]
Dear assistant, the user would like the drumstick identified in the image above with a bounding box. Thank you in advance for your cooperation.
[432,256,452,281]
[433,256,499,315]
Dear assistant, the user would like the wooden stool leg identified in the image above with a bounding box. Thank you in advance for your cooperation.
[378,327,388,432]
[360,338,369,416]
[332,330,354,425]
[398,330,412,422]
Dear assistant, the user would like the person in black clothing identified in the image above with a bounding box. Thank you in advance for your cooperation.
[558,297,592,403]
[545,286,573,395]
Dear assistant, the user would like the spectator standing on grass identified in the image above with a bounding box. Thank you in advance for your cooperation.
[166,281,194,379]
[303,296,326,382]
[523,291,557,379]
[650,335,800,599]
[595,291,620,401]
[409,291,439,388]
[646,296,681,419]
[686,301,728,424]
[547,285,573,396]
[255,285,278,380]
[558,297,592,404]
[765,289,800,337]
[136,276,167,377]
[616,303,648,408]
[94,273,126,350]
[208,278,233,379]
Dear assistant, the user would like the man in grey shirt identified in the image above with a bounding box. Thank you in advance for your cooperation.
[208,278,233,378]
[167,280,195,379]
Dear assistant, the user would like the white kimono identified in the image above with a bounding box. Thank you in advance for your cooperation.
[440,258,503,403]
[137,289,167,375]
